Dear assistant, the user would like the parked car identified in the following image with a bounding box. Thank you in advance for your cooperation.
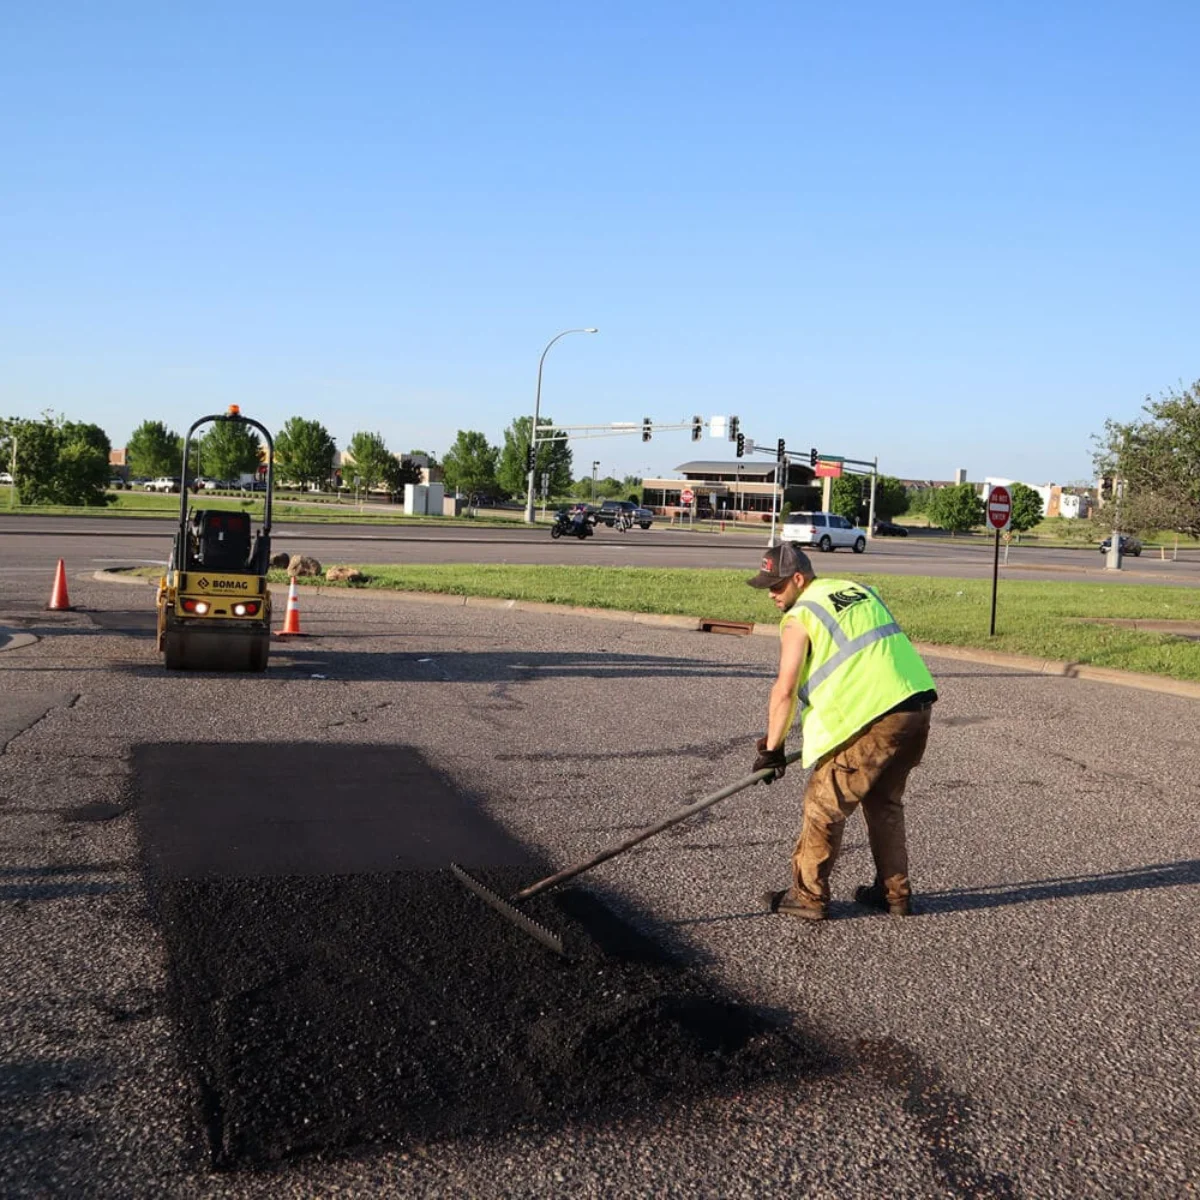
[1099,535,1142,557]
[872,520,908,537]
[146,476,182,493]
[781,511,867,553]
[0,471,13,485]
[108,477,126,490]
[597,500,654,529]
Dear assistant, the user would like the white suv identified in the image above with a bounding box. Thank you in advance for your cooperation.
[782,511,867,553]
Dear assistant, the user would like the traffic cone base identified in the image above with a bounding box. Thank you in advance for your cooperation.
[47,559,72,611]
[275,577,304,636]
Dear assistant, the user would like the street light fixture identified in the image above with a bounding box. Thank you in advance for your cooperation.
[525,327,598,523]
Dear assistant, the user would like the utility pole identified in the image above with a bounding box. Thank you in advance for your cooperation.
[867,456,878,536]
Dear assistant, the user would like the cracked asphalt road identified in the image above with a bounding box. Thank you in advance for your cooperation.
[0,570,1196,1197]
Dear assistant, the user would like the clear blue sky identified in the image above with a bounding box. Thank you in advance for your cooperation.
[3,1,1197,485]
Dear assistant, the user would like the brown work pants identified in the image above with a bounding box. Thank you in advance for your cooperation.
[792,708,931,906]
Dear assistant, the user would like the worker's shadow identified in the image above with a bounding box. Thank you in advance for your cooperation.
[667,859,1200,932]
[916,859,1200,914]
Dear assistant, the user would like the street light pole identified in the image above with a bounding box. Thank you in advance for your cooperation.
[525,327,598,523]
[591,460,599,505]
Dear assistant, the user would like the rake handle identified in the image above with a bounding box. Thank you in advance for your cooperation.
[512,749,804,902]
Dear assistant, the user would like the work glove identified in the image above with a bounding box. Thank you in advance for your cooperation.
[753,736,787,784]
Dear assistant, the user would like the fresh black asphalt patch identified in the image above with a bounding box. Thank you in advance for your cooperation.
[135,743,830,1170]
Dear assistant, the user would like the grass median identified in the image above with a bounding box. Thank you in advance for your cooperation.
[258,564,1200,682]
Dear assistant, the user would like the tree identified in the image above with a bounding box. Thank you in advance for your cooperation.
[1007,482,1044,534]
[571,473,623,502]
[1094,380,1200,537]
[874,476,910,521]
[126,420,180,478]
[830,474,910,524]
[906,488,932,515]
[495,414,573,499]
[442,430,498,501]
[198,420,261,482]
[344,431,394,493]
[2,413,111,506]
[927,483,984,534]
[829,476,865,522]
[275,417,336,490]
[382,454,423,499]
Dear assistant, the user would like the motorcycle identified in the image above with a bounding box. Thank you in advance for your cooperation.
[550,510,594,540]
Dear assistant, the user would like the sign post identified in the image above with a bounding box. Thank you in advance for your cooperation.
[985,485,1012,636]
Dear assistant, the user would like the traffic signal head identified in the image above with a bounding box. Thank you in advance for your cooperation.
[642,418,652,443]
[777,438,786,461]
[526,443,536,473]
[809,447,818,467]
[729,415,740,441]
[691,415,702,442]
[736,432,745,458]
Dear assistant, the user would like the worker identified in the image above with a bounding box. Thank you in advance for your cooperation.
[747,541,936,920]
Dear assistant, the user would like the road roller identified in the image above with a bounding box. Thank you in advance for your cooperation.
[155,407,275,671]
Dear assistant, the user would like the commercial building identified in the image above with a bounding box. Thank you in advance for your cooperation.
[642,460,819,522]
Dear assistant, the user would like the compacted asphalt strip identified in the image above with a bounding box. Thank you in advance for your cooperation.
[0,571,1196,1197]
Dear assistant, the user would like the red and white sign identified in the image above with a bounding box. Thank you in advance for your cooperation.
[986,484,1012,531]
[680,488,695,505]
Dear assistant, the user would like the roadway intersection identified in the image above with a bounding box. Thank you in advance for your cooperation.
[2,514,1199,585]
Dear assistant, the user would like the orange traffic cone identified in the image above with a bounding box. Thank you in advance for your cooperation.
[47,559,72,611]
[276,577,304,636]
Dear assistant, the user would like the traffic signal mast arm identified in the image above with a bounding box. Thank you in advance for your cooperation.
[532,419,709,443]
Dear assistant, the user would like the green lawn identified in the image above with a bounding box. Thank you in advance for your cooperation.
[1,488,530,527]
[250,564,1200,682]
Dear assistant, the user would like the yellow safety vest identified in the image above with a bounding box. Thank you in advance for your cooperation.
[781,578,935,767]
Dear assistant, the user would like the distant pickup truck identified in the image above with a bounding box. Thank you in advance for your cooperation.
[597,500,654,529]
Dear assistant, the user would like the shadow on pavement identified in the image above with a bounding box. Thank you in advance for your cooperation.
[115,647,771,684]
[921,860,1200,913]
[134,742,834,1170]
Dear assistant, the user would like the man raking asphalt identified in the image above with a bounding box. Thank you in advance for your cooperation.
[748,541,937,920]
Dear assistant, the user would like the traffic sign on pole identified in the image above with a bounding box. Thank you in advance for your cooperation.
[680,487,695,505]
[986,484,1012,532]
[986,484,1012,636]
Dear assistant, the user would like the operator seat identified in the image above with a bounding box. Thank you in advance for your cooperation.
[186,510,254,573]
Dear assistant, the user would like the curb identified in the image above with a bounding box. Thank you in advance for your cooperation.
[91,569,1200,702]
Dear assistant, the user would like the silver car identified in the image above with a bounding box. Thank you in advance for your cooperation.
[781,511,867,553]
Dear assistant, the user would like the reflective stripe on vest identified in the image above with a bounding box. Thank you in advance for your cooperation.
[797,618,903,705]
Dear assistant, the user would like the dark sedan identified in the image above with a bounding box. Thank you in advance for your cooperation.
[1099,535,1142,556]
[872,520,908,537]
